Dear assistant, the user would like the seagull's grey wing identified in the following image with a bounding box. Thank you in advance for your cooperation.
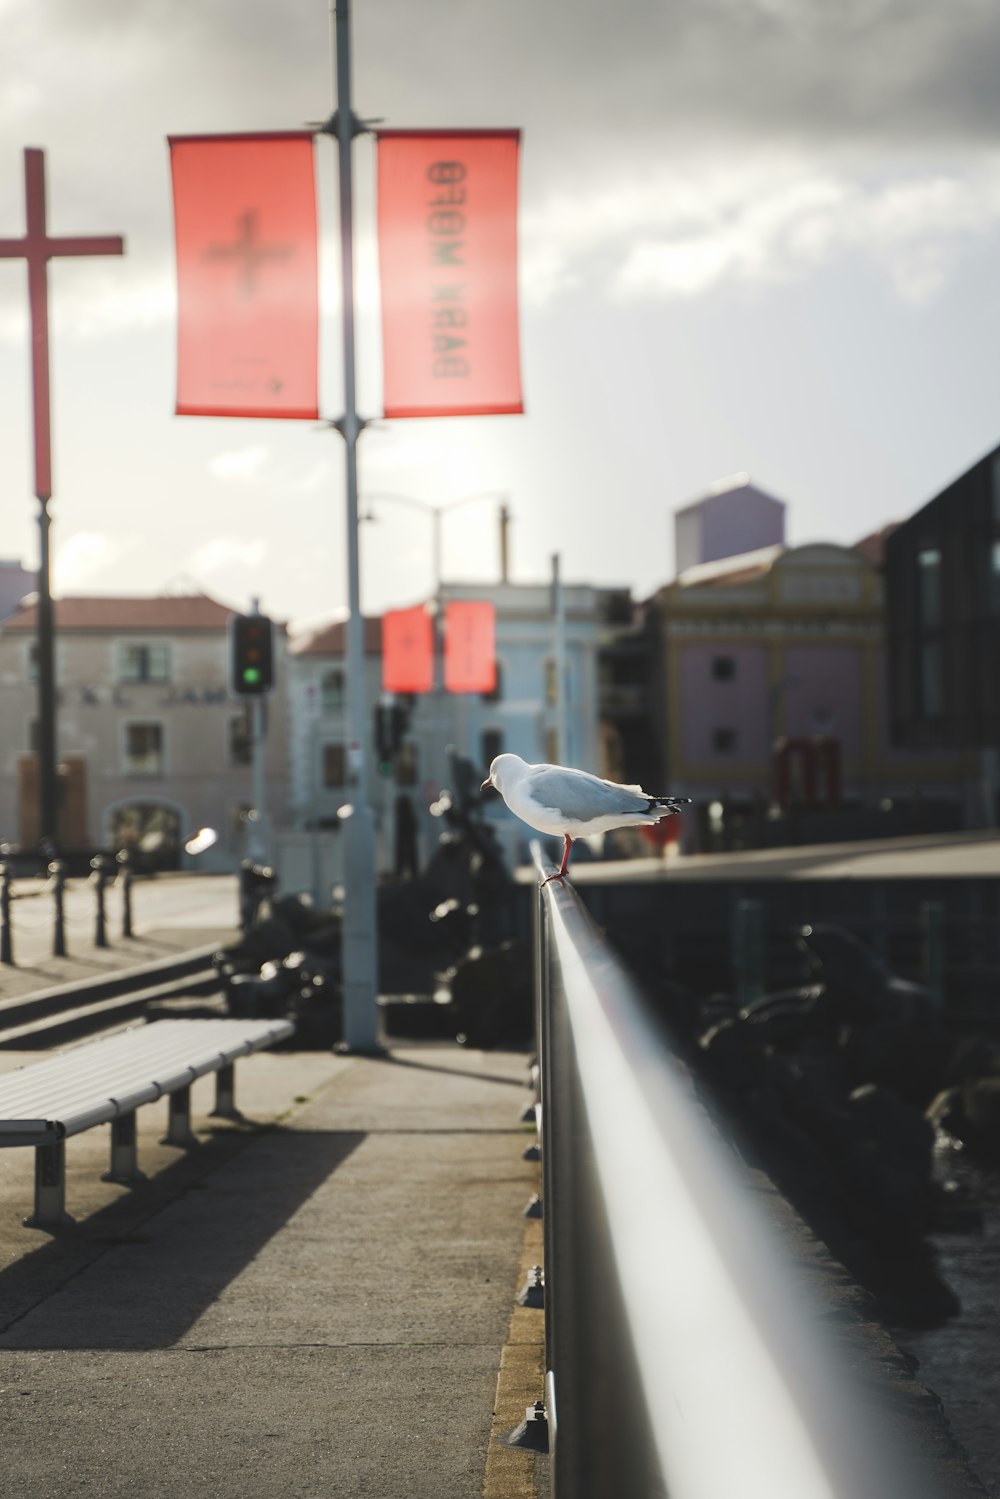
[528,767,651,822]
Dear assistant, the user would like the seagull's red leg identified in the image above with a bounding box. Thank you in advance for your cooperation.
[541,834,573,887]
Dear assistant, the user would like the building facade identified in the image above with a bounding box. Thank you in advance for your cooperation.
[0,593,289,868]
[285,580,619,874]
[674,474,786,574]
[651,541,975,845]
[885,442,1000,751]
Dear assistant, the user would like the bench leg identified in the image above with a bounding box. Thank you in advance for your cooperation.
[209,1063,243,1121]
[23,1141,75,1231]
[102,1111,147,1185]
[161,1085,199,1149]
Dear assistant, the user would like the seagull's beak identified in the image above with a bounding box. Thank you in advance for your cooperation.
[480,776,494,793]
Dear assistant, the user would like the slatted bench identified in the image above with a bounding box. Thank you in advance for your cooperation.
[0,1016,295,1230]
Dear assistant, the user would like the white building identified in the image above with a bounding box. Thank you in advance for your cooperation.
[0,592,289,869]
[284,579,620,875]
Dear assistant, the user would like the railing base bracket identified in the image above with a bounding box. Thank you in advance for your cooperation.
[517,1265,545,1307]
[504,1401,549,1452]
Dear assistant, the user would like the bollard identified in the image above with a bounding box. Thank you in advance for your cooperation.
[90,853,112,949]
[116,848,134,939]
[0,860,13,966]
[48,859,66,958]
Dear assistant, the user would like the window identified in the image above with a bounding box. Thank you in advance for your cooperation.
[28,719,39,753]
[916,547,942,629]
[712,727,738,754]
[229,710,252,767]
[920,642,944,718]
[321,668,345,711]
[711,655,736,681]
[482,728,503,772]
[27,642,38,683]
[124,723,164,776]
[323,743,346,788]
[543,728,559,764]
[119,642,170,683]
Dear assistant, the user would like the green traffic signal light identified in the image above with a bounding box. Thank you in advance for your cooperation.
[232,613,274,696]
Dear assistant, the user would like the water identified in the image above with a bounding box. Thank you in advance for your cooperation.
[892,1145,1000,1496]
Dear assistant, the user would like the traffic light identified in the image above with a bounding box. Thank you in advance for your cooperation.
[231,613,274,696]
[373,699,412,775]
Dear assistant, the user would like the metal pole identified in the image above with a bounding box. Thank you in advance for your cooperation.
[37,497,58,853]
[246,596,269,863]
[552,553,568,764]
[331,0,379,1051]
[249,698,268,862]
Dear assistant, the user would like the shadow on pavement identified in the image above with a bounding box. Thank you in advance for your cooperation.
[0,1125,365,1351]
[378,1049,531,1091]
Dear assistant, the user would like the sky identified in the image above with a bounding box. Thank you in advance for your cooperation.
[3,0,1000,635]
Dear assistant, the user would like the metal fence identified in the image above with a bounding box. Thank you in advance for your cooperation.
[531,842,942,1499]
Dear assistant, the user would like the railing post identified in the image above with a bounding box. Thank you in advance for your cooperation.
[920,900,945,1011]
[0,860,13,966]
[536,875,555,1463]
[117,847,134,939]
[49,858,66,957]
[91,853,111,949]
[733,896,765,1008]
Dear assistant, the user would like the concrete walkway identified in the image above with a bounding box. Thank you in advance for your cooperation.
[0,1039,545,1499]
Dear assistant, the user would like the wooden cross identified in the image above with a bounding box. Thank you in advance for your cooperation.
[0,147,125,499]
[0,147,124,851]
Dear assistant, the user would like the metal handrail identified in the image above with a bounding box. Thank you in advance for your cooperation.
[531,841,936,1499]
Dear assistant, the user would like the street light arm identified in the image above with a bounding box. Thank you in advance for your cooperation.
[361,489,512,600]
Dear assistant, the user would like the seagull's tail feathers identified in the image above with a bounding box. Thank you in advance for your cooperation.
[645,795,693,817]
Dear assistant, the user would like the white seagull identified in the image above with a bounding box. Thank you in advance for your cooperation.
[480,753,691,885]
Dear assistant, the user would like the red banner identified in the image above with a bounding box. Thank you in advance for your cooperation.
[376,130,523,419]
[445,601,496,694]
[382,605,434,693]
[169,133,319,419]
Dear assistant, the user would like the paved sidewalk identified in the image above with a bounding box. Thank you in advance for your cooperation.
[0,1041,544,1499]
[0,872,239,1003]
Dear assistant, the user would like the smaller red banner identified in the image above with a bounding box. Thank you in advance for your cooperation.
[169,132,319,419]
[445,601,496,694]
[382,605,434,693]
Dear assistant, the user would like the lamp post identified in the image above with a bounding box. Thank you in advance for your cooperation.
[363,489,509,785]
[364,489,510,636]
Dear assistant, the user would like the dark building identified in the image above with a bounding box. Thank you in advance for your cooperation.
[885,442,1000,752]
[597,592,662,791]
